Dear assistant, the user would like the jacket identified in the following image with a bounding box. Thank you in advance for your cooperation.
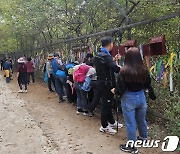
[115,73,156,100]
[3,61,11,70]
[94,49,120,82]
[26,61,34,73]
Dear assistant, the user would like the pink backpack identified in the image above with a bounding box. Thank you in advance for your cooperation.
[74,64,90,83]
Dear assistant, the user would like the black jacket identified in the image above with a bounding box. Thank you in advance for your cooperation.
[94,51,120,84]
[115,73,156,100]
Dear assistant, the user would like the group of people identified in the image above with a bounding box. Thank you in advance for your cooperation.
[1,56,35,92]
[1,36,156,153]
[16,57,35,93]
[43,36,156,154]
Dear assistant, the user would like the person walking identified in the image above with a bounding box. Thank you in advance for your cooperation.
[46,54,56,92]
[112,47,156,154]
[94,36,123,134]
[9,57,14,74]
[26,57,35,84]
[17,57,28,93]
[3,58,11,83]
[1,58,5,70]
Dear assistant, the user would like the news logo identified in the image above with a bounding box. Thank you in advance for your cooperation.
[126,136,179,152]
[161,136,179,152]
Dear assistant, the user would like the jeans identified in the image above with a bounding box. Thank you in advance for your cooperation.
[75,82,88,111]
[19,83,27,90]
[55,75,69,100]
[97,80,115,128]
[27,72,35,83]
[6,77,10,83]
[48,74,55,91]
[121,90,148,142]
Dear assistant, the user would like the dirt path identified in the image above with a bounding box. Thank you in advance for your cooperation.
[0,72,170,154]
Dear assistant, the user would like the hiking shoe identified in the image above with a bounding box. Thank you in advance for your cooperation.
[120,144,138,154]
[76,109,83,115]
[99,125,117,134]
[137,136,147,141]
[108,121,123,129]
[24,90,28,93]
[18,90,23,93]
[83,111,89,116]
[88,112,94,117]
[59,98,65,103]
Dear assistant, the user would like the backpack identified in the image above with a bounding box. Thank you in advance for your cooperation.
[74,64,90,83]
[66,63,75,75]
[51,58,59,73]
[58,64,66,71]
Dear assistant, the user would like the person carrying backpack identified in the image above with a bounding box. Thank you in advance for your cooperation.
[94,36,123,134]
[51,53,63,74]
[54,63,72,103]
[111,47,156,154]
[3,58,11,83]
[73,63,91,115]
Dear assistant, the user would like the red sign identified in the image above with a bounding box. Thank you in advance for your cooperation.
[149,35,167,55]
[111,45,125,57]
[143,44,150,56]
[125,40,137,47]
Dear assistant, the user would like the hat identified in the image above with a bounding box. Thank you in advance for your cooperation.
[17,57,26,63]
[48,53,54,60]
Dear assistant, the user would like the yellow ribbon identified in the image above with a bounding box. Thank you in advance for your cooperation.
[150,65,155,74]
[165,52,176,73]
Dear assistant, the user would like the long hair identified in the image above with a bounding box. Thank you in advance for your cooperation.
[121,47,148,83]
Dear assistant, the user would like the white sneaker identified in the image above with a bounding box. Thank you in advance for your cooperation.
[99,125,117,134]
[108,121,123,129]
[83,112,89,116]
[18,90,23,93]
[24,90,28,93]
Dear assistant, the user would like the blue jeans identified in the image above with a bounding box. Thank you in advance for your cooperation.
[74,82,88,111]
[6,77,10,83]
[121,90,148,142]
[55,75,68,100]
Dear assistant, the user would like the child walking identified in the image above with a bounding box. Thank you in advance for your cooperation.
[17,57,28,93]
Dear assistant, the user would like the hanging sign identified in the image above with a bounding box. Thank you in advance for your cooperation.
[149,35,167,56]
